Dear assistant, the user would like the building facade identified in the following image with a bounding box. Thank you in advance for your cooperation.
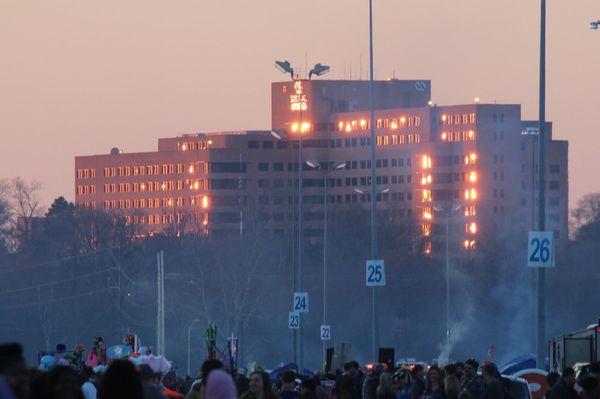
[75,79,568,252]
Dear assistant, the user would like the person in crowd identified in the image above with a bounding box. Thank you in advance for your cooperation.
[241,371,279,399]
[460,359,483,399]
[544,372,560,399]
[301,378,318,399]
[138,364,165,399]
[81,366,98,399]
[49,366,85,399]
[393,368,412,399]
[278,370,298,399]
[410,365,425,399]
[423,365,445,399]
[579,374,600,399]
[185,359,224,399]
[334,362,362,399]
[376,372,396,399]
[0,342,28,399]
[98,359,144,399]
[454,363,465,382]
[236,373,251,398]
[205,369,238,399]
[481,364,503,399]
[313,376,328,399]
[444,375,460,399]
[547,367,576,399]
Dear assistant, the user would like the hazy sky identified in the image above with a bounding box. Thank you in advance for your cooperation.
[1,0,599,210]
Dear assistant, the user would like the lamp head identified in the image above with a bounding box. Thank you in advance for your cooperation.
[275,60,294,79]
[309,63,330,79]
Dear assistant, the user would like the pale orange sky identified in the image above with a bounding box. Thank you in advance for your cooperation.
[1,0,599,211]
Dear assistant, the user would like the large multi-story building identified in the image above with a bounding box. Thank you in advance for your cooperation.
[74,78,568,253]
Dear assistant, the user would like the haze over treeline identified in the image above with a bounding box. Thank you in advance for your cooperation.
[1,178,599,370]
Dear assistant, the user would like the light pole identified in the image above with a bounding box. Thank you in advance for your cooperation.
[367,0,380,361]
[187,319,202,377]
[306,160,346,369]
[433,204,462,358]
[274,60,330,371]
[536,0,547,370]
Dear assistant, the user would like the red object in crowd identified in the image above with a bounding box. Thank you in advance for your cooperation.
[163,387,184,399]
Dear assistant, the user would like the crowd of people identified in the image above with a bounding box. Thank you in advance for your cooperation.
[1,341,600,399]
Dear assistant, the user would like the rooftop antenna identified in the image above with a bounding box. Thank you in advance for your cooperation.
[360,54,363,80]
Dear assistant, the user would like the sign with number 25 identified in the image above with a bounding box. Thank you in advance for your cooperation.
[527,231,554,268]
[366,260,385,287]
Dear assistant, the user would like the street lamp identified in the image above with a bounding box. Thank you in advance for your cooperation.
[274,59,329,371]
[305,160,346,369]
[275,60,295,79]
[433,204,462,359]
[590,20,600,30]
[354,186,391,195]
[187,318,202,377]
[309,63,331,79]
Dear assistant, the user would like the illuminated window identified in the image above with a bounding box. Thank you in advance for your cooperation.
[468,171,477,182]
[202,195,209,209]
[422,224,431,237]
[441,132,448,141]
[422,207,433,220]
[465,153,478,165]
[422,189,432,202]
[421,155,432,169]
[466,222,477,234]
[360,119,368,129]
[464,206,476,216]
[441,114,447,124]
[338,121,344,132]
[424,241,432,255]
[376,119,383,128]
[400,116,407,127]
[464,188,478,201]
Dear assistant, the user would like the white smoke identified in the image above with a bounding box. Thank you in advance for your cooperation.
[436,288,475,364]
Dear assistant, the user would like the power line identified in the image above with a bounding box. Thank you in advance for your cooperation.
[0,246,116,275]
[0,286,118,311]
[0,268,115,296]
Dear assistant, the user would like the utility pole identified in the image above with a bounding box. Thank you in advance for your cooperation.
[157,250,165,356]
[536,0,547,370]
[368,0,380,361]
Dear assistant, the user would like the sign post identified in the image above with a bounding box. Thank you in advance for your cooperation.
[366,260,386,287]
[293,292,309,313]
[320,325,331,341]
[527,231,554,268]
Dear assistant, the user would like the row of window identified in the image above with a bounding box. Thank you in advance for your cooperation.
[441,113,476,125]
[76,185,97,195]
[76,169,96,179]
[336,115,422,133]
[376,133,421,146]
[178,140,211,151]
[440,130,476,142]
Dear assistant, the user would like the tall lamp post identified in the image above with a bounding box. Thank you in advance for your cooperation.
[306,160,346,369]
[367,0,380,361]
[274,60,329,371]
[433,204,462,357]
[187,319,202,377]
[536,0,547,370]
